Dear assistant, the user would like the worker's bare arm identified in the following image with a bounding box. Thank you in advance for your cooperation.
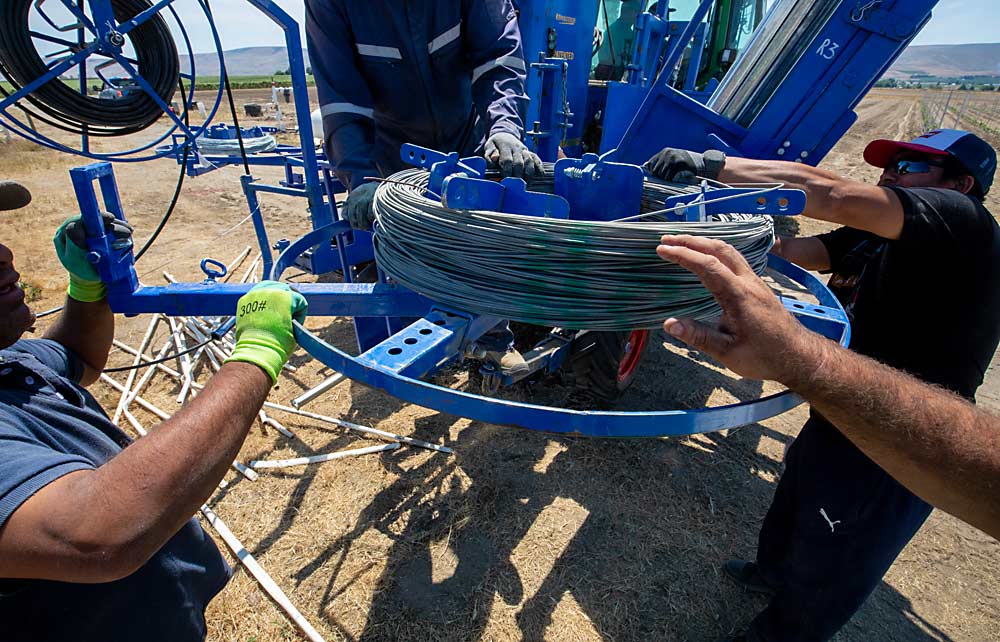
[657,234,1000,540]
[771,235,831,271]
[0,362,271,583]
[786,334,1000,540]
[43,296,114,386]
[720,157,905,240]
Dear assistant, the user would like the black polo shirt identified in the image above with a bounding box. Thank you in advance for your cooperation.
[817,186,1000,399]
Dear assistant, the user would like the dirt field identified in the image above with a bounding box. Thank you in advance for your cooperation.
[3,87,1000,642]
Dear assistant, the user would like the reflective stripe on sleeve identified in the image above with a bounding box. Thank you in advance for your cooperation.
[319,102,375,119]
[428,23,461,54]
[471,55,527,84]
[356,43,402,60]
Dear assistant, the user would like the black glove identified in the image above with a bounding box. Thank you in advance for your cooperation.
[643,148,726,184]
[342,182,378,230]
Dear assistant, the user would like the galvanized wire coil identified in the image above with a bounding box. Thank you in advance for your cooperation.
[373,168,774,331]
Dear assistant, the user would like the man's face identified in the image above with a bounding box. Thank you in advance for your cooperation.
[0,244,35,349]
[877,152,957,190]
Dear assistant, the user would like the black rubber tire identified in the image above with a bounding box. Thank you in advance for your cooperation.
[566,330,648,407]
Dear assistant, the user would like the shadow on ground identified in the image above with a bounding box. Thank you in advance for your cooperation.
[278,335,950,641]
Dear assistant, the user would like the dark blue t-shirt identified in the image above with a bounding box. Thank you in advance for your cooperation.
[0,339,231,642]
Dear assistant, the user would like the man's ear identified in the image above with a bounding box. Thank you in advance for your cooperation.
[950,174,976,195]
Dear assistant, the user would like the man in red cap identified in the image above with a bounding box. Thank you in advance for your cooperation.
[645,129,1000,642]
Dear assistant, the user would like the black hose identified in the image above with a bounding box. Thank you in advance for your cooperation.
[135,76,190,261]
[0,0,179,135]
[103,337,214,372]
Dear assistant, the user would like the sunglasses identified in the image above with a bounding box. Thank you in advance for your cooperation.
[889,159,946,175]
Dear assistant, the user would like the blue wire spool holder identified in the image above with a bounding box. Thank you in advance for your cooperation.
[72,157,850,438]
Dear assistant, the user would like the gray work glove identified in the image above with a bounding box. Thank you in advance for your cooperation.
[485,132,544,179]
[643,148,726,184]
[342,182,378,230]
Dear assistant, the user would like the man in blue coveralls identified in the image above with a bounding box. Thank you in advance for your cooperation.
[0,180,306,641]
[305,0,541,374]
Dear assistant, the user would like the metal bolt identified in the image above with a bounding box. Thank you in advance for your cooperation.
[108,31,125,47]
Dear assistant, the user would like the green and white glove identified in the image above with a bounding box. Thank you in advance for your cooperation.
[224,281,308,384]
[53,212,133,302]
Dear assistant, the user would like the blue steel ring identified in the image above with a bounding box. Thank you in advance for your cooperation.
[273,222,850,438]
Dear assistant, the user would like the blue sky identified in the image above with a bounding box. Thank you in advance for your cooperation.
[168,0,996,54]
[910,0,998,45]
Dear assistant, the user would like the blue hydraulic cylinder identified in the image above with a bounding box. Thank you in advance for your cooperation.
[626,10,671,87]
[517,0,600,156]
[524,56,572,162]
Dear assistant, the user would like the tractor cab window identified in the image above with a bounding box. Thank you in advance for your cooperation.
[591,0,646,81]
[726,0,764,52]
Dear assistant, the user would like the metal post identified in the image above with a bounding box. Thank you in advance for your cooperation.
[291,372,347,409]
[938,86,956,128]
[954,92,970,128]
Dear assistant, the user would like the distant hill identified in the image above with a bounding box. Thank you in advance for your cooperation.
[67,41,1000,84]
[69,46,311,81]
[886,43,1000,80]
[179,47,311,78]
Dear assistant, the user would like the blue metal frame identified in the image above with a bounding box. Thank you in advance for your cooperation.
[517,0,600,157]
[287,262,848,438]
[72,156,849,437]
[607,0,938,163]
[44,0,950,435]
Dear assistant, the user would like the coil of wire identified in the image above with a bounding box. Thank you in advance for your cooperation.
[372,167,774,331]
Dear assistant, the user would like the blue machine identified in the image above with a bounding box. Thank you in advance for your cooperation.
[0,0,940,436]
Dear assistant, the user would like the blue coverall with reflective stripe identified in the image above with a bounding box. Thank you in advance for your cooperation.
[305,0,530,192]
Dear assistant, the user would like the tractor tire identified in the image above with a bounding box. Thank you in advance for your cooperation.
[566,329,650,407]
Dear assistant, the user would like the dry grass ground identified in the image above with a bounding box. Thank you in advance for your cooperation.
[3,87,999,642]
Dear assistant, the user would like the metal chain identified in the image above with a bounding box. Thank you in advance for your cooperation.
[851,0,883,22]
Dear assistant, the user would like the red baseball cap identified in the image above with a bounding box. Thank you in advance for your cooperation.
[863,129,996,197]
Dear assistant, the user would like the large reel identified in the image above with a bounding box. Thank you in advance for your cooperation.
[0,0,225,161]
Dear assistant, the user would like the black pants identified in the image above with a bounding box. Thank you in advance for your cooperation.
[748,417,933,642]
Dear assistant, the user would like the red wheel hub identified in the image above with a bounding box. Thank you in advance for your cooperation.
[617,329,649,383]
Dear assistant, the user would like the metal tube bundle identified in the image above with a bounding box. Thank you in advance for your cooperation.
[373,168,774,331]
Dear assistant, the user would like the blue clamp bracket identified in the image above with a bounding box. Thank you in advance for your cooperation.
[554,153,644,221]
[400,144,487,196]
[441,176,570,219]
[70,162,139,297]
[663,186,806,222]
